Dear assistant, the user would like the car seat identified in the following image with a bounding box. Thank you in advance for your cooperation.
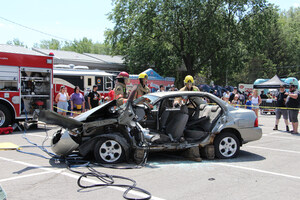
[165,105,189,141]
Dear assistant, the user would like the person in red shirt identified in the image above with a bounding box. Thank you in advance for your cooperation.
[108,87,115,101]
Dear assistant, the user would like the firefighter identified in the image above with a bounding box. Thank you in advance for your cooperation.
[177,75,202,162]
[180,75,199,92]
[135,72,150,100]
[113,71,130,107]
[173,75,200,107]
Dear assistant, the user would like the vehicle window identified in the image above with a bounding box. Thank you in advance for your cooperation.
[134,95,159,105]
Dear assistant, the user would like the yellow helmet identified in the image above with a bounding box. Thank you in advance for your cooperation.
[184,75,194,84]
[138,72,148,79]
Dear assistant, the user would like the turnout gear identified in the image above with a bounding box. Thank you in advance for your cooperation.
[134,72,150,99]
[173,75,199,108]
[114,82,128,106]
[135,84,150,99]
[179,85,200,92]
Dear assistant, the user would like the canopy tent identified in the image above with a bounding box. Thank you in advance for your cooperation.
[253,75,288,89]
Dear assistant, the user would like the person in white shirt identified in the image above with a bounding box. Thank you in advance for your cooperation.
[55,86,70,116]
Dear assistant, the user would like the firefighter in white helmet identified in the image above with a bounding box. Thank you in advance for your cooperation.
[114,71,130,107]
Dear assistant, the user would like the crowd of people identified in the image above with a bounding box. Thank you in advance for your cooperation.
[55,72,299,134]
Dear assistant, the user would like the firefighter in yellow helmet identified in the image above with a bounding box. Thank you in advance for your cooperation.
[173,75,200,107]
[181,75,199,92]
[134,72,150,100]
[114,71,130,106]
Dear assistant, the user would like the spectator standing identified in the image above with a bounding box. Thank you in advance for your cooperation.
[213,90,218,97]
[157,84,165,92]
[84,88,91,111]
[168,84,176,91]
[222,90,230,102]
[285,84,299,134]
[245,95,252,110]
[55,86,69,116]
[231,94,240,108]
[88,85,100,109]
[107,87,115,101]
[273,85,289,132]
[239,92,245,105]
[104,96,109,103]
[229,87,239,102]
[252,89,262,119]
[260,91,268,99]
[70,86,85,117]
[99,96,105,105]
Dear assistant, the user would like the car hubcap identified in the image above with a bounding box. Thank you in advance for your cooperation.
[99,140,122,163]
[0,110,5,127]
[219,137,237,158]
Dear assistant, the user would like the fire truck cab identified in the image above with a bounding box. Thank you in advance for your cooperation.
[0,45,53,127]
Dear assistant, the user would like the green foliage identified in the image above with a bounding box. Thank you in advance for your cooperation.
[24,37,111,55]
[105,0,300,85]
[6,38,26,47]
[105,0,284,86]
[37,39,61,50]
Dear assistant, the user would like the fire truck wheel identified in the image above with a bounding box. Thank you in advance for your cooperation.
[0,104,12,128]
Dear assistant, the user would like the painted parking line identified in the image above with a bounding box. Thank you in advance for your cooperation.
[0,156,165,200]
[246,145,300,154]
[213,162,300,180]
[0,170,63,183]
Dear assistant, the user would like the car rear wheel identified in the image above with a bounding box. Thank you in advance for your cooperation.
[94,138,125,164]
[214,132,240,159]
[0,105,12,128]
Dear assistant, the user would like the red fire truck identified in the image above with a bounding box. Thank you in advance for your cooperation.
[0,45,53,128]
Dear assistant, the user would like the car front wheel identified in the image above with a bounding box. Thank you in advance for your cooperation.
[94,138,125,164]
[214,132,240,159]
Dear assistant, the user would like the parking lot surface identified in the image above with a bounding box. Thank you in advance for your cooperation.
[0,113,300,200]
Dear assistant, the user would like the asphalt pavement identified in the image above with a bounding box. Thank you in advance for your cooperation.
[0,113,300,200]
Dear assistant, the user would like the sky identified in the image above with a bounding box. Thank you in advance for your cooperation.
[0,0,299,48]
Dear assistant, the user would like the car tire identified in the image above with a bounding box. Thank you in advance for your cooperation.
[214,132,240,159]
[94,137,125,164]
[0,104,12,128]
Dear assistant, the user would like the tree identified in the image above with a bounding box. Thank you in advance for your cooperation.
[6,38,26,47]
[37,39,62,50]
[105,0,273,86]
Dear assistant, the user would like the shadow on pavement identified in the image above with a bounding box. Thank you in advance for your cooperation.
[146,149,265,166]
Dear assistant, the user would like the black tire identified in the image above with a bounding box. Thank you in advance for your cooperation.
[214,132,240,159]
[0,104,12,128]
[94,137,125,164]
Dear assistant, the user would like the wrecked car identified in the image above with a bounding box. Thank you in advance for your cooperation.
[39,86,262,164]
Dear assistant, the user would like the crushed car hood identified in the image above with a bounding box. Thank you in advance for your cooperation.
[75,100,117,122]
[39,110,83,129]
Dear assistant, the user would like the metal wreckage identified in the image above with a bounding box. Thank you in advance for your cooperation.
[39,85,262,164]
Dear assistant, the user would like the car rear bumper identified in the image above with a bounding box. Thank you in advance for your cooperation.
[239,127,262,143]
